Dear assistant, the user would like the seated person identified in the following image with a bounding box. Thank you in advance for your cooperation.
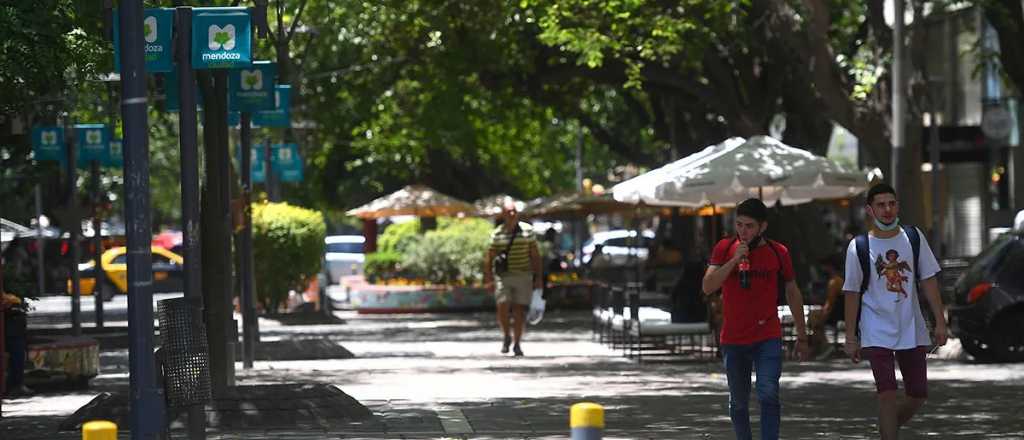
[807,254,844,356]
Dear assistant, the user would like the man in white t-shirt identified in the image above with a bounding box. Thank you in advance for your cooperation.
[842,183,948,440]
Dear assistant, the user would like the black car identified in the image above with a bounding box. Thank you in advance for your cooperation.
[949,229,1024,362]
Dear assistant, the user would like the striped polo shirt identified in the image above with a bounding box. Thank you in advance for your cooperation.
[489,222,538,274]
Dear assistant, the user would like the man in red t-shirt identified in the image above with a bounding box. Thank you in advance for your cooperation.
[702,198,809,440]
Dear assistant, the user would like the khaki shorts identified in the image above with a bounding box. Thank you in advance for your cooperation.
[495,272,533,305]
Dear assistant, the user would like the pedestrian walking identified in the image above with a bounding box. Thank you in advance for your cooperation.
[483,198,542,356]
[842,183,948,440]
[702,198,809,440]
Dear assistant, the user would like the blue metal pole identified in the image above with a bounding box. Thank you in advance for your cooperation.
[117,1,164,437]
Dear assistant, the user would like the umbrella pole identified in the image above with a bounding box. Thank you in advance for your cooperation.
[758,186,763,200]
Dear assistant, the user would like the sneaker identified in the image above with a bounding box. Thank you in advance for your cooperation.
[501,335,512,354]
[513,344,523,357]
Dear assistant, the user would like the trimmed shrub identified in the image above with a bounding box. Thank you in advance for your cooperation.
[377,219,421,254]
[401,218,494,285]
[252,202,326,311]
[363,250,403,283]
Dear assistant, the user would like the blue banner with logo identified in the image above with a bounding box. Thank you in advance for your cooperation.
[253,85,291,127]
[270,143,303,182]
[114,8,174,73]
[107,139,124,168]
[229,61,276,112]
[165,70,205,112]
[192,7,252,70]
[228,111,241,127]
[235,143,266,183]
[75,124,111,163]
[32,126,65,162]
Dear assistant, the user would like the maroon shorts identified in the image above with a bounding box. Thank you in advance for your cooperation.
[861,346,928,398]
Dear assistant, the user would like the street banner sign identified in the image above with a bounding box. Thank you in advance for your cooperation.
[271,143,303,182]
[228,112,241,127]
[75,124,111,163]
[107,139,124,168]
[165,70,204,112]
[114,8,174,73]
[192,7,253,70]
[32,126,65,162]
[252,85,291,127]
[229,61,277,112]
[235,144,266,183]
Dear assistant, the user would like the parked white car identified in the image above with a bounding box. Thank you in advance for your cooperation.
[323,235,365,284]
[581,229,655,267]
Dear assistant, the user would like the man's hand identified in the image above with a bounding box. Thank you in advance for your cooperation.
[844,339,861,363]
[795,339,810,362]
[933,322,948,347]
[731,241,749,262]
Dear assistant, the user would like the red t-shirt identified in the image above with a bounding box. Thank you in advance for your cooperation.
[709,238,795,345]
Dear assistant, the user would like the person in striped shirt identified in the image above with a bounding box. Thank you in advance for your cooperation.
[483,199,542,356]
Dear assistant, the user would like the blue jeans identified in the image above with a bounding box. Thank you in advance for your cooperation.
[722,338,783,440]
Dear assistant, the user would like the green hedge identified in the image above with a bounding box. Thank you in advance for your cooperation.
[365,218,492,285]
[363,250,403,283]
[252,202,326,311]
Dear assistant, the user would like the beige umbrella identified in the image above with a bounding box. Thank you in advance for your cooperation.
[520,192,649,220]
[473,194,522,217]
[346,185,478,219]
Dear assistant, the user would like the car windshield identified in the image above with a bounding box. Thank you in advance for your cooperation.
[326,242,363,254]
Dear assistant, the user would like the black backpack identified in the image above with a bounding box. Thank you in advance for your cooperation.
[851,225,922,335]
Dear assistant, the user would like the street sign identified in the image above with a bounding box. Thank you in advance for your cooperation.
[270,143,303,182]
[192,7,252,70]
[229,61,277,112]
[165,70,204,112]
[228,111,241,127]
[114,8,174,73]
[252,85,291,127]
[107,139,124,168]
[235,144,266,183]
[74,124,111,163]
[32,126,65,161]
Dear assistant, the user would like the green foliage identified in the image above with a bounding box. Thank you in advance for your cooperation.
[251,201,326,311]
[362,250,403,283]
[377,219,422,254]
[400,218,494,285]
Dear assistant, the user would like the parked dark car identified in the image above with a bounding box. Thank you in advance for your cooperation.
[949,229,1024,362]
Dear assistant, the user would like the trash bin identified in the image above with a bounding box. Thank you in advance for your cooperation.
[157,297,211,408]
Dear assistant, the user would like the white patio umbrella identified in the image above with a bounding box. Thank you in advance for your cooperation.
[612,137,745,206]
[627,136,868,207]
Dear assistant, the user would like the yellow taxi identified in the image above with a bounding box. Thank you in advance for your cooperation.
[67,246,184,299]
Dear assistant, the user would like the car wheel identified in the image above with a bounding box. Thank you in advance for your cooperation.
[987,308,1024,363]
[959,334,998,363]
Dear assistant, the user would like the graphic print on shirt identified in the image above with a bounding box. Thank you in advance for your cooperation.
[874,249,911,302]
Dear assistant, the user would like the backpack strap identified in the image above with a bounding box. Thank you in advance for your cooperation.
[855,234,870,293]
[853,233,870,339]
[901,225,921,281]
[764,240,787,305]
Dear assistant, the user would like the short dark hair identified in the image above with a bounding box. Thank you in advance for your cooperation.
[866,183,896,205]
[735,198,768,223]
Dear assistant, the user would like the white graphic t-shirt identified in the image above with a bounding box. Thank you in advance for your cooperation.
[842,227,941,350]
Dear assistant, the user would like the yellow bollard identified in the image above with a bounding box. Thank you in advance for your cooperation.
[82,420,117,440]
[570,402,604,440]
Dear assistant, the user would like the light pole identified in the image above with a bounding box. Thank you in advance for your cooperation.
[891,0,906,193]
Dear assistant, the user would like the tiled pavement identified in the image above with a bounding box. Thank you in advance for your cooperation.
[4,308,1024,439]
